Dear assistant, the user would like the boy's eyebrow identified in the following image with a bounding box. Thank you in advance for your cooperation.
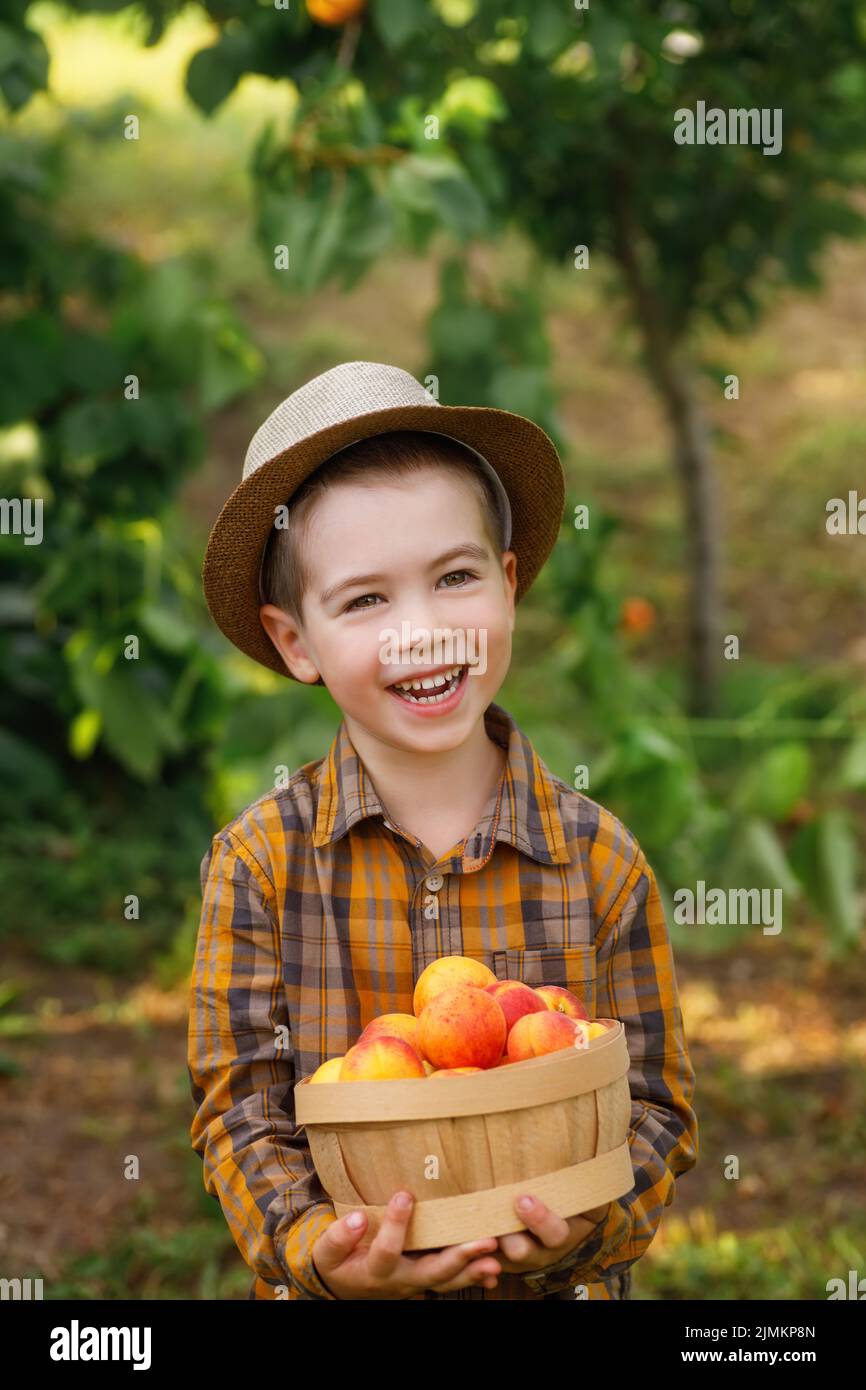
[319,543,491,606]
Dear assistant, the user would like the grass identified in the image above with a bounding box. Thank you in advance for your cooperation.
[636,1212,866,1301]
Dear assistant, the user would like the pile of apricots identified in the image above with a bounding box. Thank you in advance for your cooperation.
[309,955,614,1082]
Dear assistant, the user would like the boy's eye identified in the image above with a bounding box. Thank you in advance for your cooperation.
[342,570,478,612]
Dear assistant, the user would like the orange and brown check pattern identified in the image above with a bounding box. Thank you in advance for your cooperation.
[188,700,698,1300]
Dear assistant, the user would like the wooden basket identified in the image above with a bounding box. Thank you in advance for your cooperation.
[295,1019,633,1249]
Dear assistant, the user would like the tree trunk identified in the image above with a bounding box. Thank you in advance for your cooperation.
[609,167,722,715]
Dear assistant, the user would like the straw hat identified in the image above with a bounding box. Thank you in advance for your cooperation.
[202,361,565,676]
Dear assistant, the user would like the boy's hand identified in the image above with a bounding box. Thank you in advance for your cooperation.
[311,1191,502,1299]
[491,1196,611,1275]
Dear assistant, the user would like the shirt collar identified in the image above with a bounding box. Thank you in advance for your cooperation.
[312,700,570,868]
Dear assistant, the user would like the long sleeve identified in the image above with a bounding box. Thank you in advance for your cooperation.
[524,838,699,1297]
[188,831,339,1300]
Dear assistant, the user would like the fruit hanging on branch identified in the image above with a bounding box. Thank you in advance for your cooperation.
[306,0,367,27]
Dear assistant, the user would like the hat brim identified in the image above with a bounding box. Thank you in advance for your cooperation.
[202,402,564,676]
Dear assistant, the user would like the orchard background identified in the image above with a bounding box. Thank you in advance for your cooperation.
[1,0,865,1297]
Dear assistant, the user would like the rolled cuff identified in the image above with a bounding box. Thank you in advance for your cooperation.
[275,1201,340,1300]
[521,1200,631,1296]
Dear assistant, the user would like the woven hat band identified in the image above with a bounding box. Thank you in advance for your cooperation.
[243,362,439,482]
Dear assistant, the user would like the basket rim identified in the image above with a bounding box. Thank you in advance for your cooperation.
[295,1019,626,1126]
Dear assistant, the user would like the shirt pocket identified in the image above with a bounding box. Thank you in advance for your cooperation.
[491,944,598,1021]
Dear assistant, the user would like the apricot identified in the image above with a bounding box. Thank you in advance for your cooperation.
[339,1035,426,1081]
[413,955,497,1017]
[428,1067,483,1077]
[359,1013,419,1050]
[306,0,367,27]
[534,984,589,1021]
[620,596,656,635]
[507,1010,581,1062]
[308,1056,344,1084]
[484,980,547,1035]
[418,985,506,1070]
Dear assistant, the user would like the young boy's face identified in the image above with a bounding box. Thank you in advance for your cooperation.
[259,468,517,756]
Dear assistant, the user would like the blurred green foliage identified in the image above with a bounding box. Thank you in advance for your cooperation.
[0,100,265,970]
[1,0,864,974]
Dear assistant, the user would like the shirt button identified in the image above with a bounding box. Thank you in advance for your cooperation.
[425,873,444,892]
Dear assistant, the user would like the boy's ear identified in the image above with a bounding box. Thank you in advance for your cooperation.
[501,550,518,627]
[259,603,321,684]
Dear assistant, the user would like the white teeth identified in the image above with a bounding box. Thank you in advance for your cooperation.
[393,665,461,693]
[391,666,465,703]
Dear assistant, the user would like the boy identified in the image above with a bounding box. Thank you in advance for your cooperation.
[188,360,698,1301]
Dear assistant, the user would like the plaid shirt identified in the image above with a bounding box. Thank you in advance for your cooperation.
[188,700,698,1301]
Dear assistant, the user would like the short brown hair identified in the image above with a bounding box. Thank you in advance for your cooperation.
[260,430,507,629]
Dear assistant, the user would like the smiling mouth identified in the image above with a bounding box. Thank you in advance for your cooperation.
[387,665,468,704]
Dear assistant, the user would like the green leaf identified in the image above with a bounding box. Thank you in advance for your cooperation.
[738,818,802,899]
[58,400,131,476]
[259,186,327,290]
[196,305,263,410]
[389,155,439,214]
[428,170,487,239]
[789,810,863,953]
[0,22,49,111]
[300,181,349,291]
[835,737,866,792]
[0,728,62,813]
[527,1,578,61]
[584,11,630,84]
[98,668,184,781]
[66,635,183,781]
[428,301,498,363]
[342,189,394,260]
[619,721,684,769]
[440,76,507,137]
[0,315,67,424]
[734,742,811,821]
[489,365,549,418]
[139,604,195,654]
[372,0,429,50]
[69,707,102,760]
[186,38,245,116]
[390,155,486,238]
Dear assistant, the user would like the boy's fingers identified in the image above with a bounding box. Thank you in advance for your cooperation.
[366,1191,416,1280]
[497,1230,537,1261]
[313,1207,369,1276]
[511,1195,572,1251]
[405,1237,501,1290]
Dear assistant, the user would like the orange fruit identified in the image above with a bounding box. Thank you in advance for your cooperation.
[306,0,367,26]
[620,596,656,635]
